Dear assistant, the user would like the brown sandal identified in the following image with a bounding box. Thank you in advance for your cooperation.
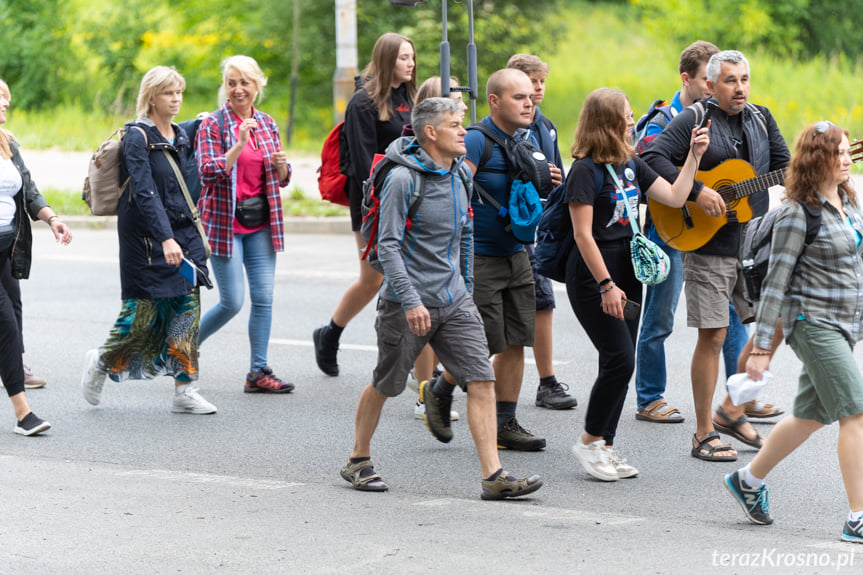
[744,400,785,419]
[636,399,685,423]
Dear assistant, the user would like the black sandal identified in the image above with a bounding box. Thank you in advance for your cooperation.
[691,431,738,462]
[713,406,764,449]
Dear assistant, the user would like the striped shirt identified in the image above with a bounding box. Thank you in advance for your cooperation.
[196,103,290,257]
[754,192,863,349]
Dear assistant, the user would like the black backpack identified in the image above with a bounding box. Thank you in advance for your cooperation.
[740,200,821,303]
[535,159,635,282]
[468,123,552,243]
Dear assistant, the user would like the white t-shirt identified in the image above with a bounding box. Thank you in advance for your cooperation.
[0,157,22,227]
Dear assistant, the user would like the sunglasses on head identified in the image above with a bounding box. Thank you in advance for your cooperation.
[813,120,835,136]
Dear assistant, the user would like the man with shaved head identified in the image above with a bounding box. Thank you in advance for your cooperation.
[422,68,561,452]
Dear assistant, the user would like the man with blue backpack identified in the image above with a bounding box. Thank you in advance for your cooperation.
[460,68,561,451]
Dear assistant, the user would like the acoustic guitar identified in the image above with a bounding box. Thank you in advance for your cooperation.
[649,139,863,251]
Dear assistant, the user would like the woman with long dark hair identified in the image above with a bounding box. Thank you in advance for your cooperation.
[313,32,416,377]
[565,88,708,481]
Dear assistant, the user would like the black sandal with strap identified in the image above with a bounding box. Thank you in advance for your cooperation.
[691,431,738,462]
[713,406,764,449]
[340,459,389,492]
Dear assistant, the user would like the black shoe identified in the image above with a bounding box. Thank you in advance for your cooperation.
[724,470,772,525]
[420,378,453,443]
[13,412,51,436]
[497,417,546,451]
[313,326,339,376]
[535,381,578,410]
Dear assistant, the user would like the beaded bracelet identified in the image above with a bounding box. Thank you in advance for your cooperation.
[749,350,771,356]
[599,283,615,294]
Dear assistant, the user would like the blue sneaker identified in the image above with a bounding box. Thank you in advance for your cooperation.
[841,519,863,544]
[724,470,773,525]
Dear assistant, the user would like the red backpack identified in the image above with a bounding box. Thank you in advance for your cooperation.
[317,121,350,206]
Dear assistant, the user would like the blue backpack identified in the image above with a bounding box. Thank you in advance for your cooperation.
[632,99,675,155]
[535,159,635,282]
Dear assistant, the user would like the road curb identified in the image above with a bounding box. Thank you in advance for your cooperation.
[62,215,352,235]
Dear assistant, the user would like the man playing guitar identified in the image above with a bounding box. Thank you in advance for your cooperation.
[642,50,790,461]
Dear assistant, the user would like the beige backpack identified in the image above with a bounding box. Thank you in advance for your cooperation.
[82,125,146,216]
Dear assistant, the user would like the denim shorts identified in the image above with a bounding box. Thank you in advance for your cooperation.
[525,243,555,311]
[372,295,495,397]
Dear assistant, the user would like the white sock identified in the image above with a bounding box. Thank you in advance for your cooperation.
[850,510,863,522]
[174,384,190,395]
[743,464,764,489]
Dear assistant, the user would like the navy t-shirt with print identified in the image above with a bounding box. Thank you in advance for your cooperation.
[564,156,660,243]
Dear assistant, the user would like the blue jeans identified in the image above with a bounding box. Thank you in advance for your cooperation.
[634,223,750,411]
[199,228,276,371]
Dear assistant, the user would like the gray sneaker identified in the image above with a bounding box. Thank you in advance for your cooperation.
[81,349,107,406]
[171,387,217,415]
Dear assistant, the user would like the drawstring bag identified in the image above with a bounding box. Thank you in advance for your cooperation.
[508,179,543,243]
[605,164,670,285]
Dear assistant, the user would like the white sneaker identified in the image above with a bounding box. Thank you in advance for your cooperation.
[413,399,459,421]
[604,446,639,478]
[81,349,107,406]
[406,370,420,394]
[23,363,47,389]
[571,439,619,482]
[172,386,217,414]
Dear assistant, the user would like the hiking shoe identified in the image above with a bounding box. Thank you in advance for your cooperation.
[414,398,459,421]
[171,387,217,414]
[245,366,295,393]
[81,348,107,406]
[419,378,452,443]
[312,326,339,376]
[23,364,47,389]
[605,446,639,478]
[842,519,863,544]
[535,381,578,410]
[724,470,772,525]
[497,417,546,451]
[481,470,543,500]
[13,412,51,436]
[571,439,618,482]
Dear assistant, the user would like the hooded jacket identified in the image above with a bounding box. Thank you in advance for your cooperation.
[376,136,473,311]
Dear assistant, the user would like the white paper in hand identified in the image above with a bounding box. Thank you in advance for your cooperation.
[727,370,773,406]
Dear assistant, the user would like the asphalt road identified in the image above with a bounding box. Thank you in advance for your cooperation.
[1,226,861,574]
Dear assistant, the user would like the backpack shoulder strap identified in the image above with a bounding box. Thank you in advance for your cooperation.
[128,124,149,151]
[540,115,554,133]
[468,122,507,172]
[745,103,769,138]
[798,200,822,245]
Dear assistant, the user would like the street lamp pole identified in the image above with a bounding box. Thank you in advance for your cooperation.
[333,0,358,125]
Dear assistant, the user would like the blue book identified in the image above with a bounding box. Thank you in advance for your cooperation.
[179,257,197,286]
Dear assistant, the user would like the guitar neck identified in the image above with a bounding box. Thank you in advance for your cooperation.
[720,168,786,203]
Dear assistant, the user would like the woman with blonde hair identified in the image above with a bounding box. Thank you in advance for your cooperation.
[196,55,294,393]
[80,66,216,414]
[725,122,863,543]
[565,88,708,481]
[0,79,71,434]
[313,32,416,377]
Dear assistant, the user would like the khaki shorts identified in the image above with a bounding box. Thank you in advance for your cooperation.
[372,295,495,397]
[787,320,863,425]
[473,251,536,355]
[681,252,754,329]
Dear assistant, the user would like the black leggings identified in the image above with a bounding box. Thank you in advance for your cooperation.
[0,252,25,397]
[565,239,641,446]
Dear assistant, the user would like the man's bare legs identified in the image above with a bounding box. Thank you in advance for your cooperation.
[692,327,738,457]
[494,345,524,402]
[466,380,502,477]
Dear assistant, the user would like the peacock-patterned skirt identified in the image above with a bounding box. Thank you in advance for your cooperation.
[99,291,200,383]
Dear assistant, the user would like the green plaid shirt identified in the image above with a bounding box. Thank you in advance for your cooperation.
[754,191,863,349]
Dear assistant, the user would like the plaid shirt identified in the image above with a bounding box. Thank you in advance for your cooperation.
[196,102,290,257]
[754,192,863,349]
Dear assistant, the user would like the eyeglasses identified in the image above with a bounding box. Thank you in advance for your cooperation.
[813,120,835,136]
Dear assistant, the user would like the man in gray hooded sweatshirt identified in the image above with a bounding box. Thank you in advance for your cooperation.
[339,98,543,500]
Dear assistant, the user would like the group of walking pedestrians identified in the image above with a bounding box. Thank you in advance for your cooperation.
[4,30,863,544]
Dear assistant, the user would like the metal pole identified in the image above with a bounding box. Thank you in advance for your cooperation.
[286,0,300,145]
[333,0,358,124]
[466,0,477,123]
[439,0,449,98]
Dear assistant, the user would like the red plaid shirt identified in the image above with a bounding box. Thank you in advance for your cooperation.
[196,102,290,257]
